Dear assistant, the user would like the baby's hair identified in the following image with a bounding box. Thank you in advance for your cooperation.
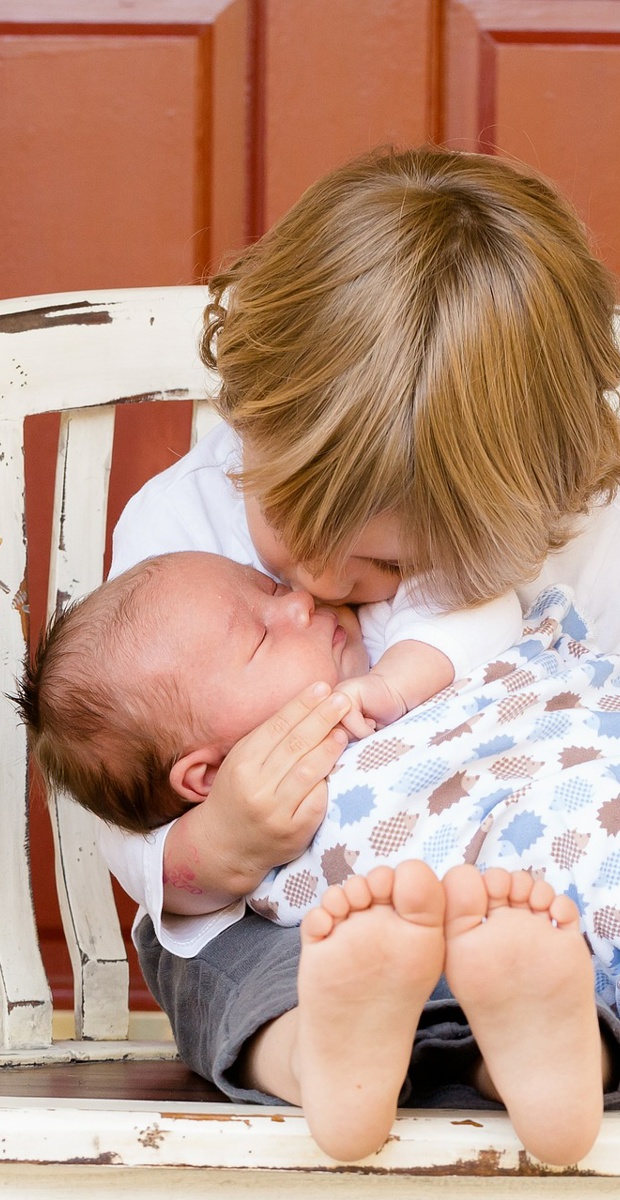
[14,557,191,834]
[203,144,620,609]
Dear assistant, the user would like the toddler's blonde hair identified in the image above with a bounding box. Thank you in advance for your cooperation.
[203,145,620,608]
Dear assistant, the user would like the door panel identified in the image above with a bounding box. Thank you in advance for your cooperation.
[443,1,620,275]
[254,0,439,231]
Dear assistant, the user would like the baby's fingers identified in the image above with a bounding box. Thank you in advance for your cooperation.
[339,709,377,741]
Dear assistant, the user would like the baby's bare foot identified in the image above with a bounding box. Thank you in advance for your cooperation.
[444,864,603,1166]
[296,860,445,1161]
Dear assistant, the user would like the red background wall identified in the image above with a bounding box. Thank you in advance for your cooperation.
[2,0,619,1006]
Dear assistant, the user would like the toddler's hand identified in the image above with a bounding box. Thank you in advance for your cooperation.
[205,682,353,891]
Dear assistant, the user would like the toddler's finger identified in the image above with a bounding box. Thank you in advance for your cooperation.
[290,781,330,843]
[257,689,353,778]
[241,682,351,762]
[275,728,349,813]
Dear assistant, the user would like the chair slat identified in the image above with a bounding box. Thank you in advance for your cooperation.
[47,406,115,601]
[47,406,129,1040]
[0,418,53,1050]
[50,797,130,1041]
[191,398,222,447]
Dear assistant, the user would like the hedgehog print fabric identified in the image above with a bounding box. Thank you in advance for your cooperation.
[249,587,620,1015]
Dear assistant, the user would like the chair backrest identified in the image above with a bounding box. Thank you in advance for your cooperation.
[0,287,219,1052]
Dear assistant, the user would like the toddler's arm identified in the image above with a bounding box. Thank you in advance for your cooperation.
[338,589,523,734]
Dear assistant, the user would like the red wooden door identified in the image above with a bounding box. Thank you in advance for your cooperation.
[3,0,620,1008]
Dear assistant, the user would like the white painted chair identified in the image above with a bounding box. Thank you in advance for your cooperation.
[1,287,619,1196]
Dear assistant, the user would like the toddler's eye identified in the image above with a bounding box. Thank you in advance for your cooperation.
[368,559,402,576]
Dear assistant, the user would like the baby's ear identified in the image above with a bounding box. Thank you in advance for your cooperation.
[169,747,223,805]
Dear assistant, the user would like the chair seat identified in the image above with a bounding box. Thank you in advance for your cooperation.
[0,1058,227,1103]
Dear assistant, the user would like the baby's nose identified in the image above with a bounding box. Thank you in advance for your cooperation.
[280,588,315,625]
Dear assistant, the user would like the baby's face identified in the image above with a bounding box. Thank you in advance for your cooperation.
[161,552,368,754]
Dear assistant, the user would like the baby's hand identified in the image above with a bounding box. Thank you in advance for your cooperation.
[335,673,407,740]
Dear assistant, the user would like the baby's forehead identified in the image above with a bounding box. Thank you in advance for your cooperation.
[210,557,270,594]
[161,552,263,589]
[176,554,270,616]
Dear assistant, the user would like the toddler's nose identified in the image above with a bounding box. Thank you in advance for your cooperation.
[289,564,350,603]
